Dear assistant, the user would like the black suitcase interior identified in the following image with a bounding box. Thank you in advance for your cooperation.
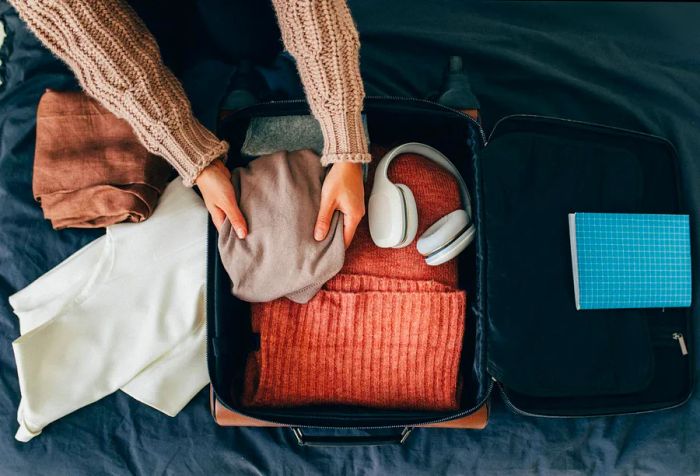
[207,97,693,428]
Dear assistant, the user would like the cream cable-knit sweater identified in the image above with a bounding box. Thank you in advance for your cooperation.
[10,0,370,186]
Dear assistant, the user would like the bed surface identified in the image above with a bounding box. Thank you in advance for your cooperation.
[2,1,700,474]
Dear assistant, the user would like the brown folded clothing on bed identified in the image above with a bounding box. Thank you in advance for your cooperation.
[243,275,465,410]
[33,89,173,229]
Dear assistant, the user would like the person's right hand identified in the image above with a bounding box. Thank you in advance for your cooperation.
[195,159,247,238]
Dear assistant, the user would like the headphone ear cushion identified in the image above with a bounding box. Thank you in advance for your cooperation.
[368,182,407,248]
[394,184,418,248]
[417,209,470,256]
[424,224,476,266]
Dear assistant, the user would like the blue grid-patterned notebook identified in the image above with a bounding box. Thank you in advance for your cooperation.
[569,213,691,310]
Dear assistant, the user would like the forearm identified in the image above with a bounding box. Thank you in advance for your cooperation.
[10,0,228,186]
[271,0,370,165]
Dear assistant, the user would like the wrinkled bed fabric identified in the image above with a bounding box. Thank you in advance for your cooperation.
[2,1,700,474]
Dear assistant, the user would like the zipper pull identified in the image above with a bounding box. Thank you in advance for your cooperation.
[673,332,689,356]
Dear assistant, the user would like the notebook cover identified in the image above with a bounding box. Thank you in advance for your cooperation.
[569,213,691,310]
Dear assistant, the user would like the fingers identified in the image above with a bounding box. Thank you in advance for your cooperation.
[315,196,365,247]
[197,159,247,238]
[208,205,226,232]
[315,195,335,241]
[208,202,247,238]
[215,171,247,239]
[342,211,362,248]
[221,199,248,239]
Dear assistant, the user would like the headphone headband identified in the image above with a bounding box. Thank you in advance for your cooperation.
[376,142,472,219]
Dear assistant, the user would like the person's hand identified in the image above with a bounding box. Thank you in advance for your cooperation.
[315,162,365,247]
[195,159,247,238]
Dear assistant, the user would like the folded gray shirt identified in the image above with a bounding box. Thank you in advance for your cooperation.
[218,149,345,303]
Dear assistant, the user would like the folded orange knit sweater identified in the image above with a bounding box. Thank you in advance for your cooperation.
[242,148,466,410]
[243,275,465,410]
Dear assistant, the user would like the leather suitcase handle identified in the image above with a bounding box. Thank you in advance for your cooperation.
[290,427,413,447]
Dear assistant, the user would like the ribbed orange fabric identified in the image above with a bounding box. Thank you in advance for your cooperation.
[243,149,467,410]
[243,275,465,410]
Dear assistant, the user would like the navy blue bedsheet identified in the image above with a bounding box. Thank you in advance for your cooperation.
[2,1,700,474]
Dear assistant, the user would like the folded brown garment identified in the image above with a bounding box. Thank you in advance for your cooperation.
[33,89,173,229]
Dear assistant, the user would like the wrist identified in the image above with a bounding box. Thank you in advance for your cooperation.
[332,161,364,179]
[333,161,363,170]
[194,158,223,186]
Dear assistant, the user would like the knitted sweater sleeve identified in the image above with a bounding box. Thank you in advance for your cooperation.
[271,0,371,165]
[9,0,228,186]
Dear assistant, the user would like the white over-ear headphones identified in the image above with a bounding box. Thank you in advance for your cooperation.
[367,142,475,266]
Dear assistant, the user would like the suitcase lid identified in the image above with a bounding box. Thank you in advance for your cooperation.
[478,114,693,416]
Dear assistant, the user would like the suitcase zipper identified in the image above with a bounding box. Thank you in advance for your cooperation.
[211,380,494,429]
[208,95,491,429]
[491,377,548,418]
[650,327,689,357]
[242,95,488,146]
[486,113,677,145]
[494,328,690,418]
[673,332,689,356]
[493,373,692,419]
[365,95,488,145]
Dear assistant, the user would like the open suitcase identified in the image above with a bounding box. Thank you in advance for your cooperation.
[207,95,693,446]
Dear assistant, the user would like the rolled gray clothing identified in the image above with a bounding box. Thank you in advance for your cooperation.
[218,149,345,304]
[241,114,370,158]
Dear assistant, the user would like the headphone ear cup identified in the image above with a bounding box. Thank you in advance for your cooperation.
[416,209,469,256]
[424,224,476,266]
[368,181,407,248]
[393,184,418,248]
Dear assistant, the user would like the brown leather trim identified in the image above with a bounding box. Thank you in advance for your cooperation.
[419,403,489,429]
[460,108,480,121]
[212,387,278,427]
[214,404,279,427]
[211,387,489,429]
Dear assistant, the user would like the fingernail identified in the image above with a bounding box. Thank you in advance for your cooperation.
[314,228,323,241]
[235,227,246,239]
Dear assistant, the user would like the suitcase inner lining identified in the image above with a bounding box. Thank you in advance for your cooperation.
[481,116,692,415]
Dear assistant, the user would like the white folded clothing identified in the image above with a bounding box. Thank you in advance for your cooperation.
[10,180,209,442]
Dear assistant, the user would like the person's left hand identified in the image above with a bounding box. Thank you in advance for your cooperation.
[314,162,365,247]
